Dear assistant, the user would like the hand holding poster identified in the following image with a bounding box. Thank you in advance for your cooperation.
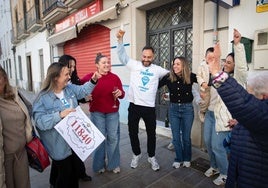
[55,106,105,161]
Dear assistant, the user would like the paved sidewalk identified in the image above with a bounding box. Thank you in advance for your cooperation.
[30,123,224,188]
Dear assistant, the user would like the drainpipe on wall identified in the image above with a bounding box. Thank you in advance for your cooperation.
[213,0,219,44]
[50,45,54,64]
[46,24,55,64]
[11,45,18,85]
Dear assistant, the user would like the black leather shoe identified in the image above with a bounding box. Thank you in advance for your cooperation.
[80,174,92,181]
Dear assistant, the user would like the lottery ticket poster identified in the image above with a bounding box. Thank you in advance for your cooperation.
[55,106,105,161]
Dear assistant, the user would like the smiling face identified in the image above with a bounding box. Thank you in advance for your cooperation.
[96,56,110,74]
[141,49,154,67]
[172,58,183,75]
[55,66,70,91]
[205,51,215,65]
[69,59,76,76]
[224,55,235,73]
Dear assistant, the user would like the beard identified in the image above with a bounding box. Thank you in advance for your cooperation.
[142,60,152,67]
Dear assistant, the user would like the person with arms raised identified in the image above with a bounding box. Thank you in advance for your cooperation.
[208,42,268,188]
[116,28,168,171]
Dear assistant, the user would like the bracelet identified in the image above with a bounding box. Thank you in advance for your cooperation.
[212,71,229,88]
[211,71,224,80]
[90,78,98,84]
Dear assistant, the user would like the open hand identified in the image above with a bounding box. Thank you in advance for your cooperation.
[233,28,241,45]
[226,119,238,128]
[60,108,76,118]
[207,42,222,75]
[91,71,102,82]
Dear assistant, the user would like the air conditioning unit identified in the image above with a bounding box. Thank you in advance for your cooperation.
[254,28,268,69]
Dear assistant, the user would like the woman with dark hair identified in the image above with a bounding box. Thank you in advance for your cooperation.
[58,55,81,85]
[208,41,268,188]
[159,57,197,169]
[59,55,88,104]
[80,53,125,174]
[202,29,248,186]
[32,62,100,188]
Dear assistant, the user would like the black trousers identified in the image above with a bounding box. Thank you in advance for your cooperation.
[50,152,86,187]
[128,103,156,157]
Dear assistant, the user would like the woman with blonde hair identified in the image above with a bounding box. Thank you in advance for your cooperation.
[33,62,101,188]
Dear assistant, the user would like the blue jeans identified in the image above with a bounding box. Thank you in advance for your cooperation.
[203,110,229,175]
[169,103,194,162]
[90,112,120,172]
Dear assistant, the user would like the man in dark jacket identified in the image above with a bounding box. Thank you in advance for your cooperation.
[208,43,268,188]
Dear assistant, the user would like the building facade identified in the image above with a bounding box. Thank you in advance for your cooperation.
[2,0,268,147]
[0,0,14,86]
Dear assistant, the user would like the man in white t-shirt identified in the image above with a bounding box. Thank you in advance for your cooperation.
[116,30,168,171]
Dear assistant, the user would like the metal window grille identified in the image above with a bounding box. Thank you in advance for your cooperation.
[146,0,193,119]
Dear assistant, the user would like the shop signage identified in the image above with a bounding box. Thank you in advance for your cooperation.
[55,0,102,33]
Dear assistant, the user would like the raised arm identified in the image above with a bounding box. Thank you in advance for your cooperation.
[218,77,268,132]
[208,42,268,134]
[233,29,248,87]
[116,30,130,65]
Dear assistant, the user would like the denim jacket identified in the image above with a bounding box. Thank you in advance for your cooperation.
[32,81,96,160]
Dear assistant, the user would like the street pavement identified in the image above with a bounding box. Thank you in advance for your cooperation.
[17,89,223,188]
[29,123,224,188]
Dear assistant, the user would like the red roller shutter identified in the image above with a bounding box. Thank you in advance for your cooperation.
[64,24,110,78]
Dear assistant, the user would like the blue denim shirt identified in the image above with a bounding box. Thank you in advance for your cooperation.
[32,81,96,160]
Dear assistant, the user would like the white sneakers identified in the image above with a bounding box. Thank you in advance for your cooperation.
[172,161,191,169]
[98,167,120,174]
[204,167,226,186]
[213,174,227,186]
[172,162,181,169]
[113,167,120,174]
[98,168,105,174]
[130,154,142,169]
[131,154,160,171]
[148,156,160,171]
[204,167,220,177]
[167,142,174,150]
[183,161,191,168]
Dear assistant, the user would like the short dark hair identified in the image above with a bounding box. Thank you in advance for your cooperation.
[205,47,214,56]
[142,46,154,54]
